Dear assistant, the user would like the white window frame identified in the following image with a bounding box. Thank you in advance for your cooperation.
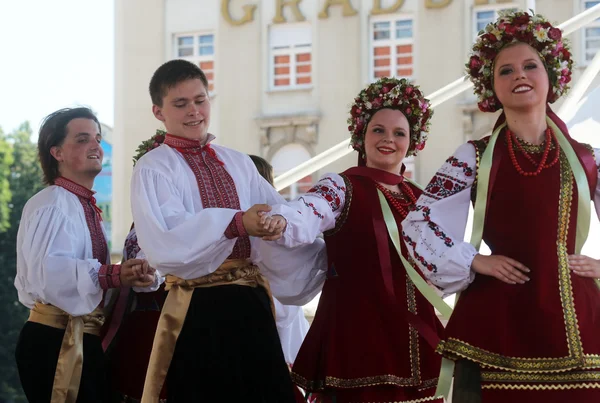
[472,3,519,41]
[582,0,600,65]
[369,14,415,82]
[173,32,216,92]
[269,24,313,91]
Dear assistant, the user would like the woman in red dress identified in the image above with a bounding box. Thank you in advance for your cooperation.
[269,77,444,403]
[403,10,600,403]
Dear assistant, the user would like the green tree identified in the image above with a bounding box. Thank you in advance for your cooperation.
[0,127,13,233]
[0,122,43,402]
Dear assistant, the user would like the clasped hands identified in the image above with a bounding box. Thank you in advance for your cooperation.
[120,259,156,288]
[243,204,287,241]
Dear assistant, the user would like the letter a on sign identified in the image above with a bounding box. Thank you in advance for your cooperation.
[273,0,307,23]
[318,0,358,19]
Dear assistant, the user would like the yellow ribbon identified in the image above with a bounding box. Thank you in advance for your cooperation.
[377,189,452,399]
[377,190,453,319]
[27,303,104,403]
[141,259,274,403]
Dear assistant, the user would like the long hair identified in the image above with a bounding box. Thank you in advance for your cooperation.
[249,155,274,186]
[37,107,100,185]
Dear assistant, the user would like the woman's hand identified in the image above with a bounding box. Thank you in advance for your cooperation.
[569,255,600,278]
[259,214,287,241]
[120,259,155,287]
[471,254,530,284]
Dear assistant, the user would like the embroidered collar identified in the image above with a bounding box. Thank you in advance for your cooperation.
[55,176,103,218]
[55,177,95,200]
[164,133,215,149]
[164,133,223,165]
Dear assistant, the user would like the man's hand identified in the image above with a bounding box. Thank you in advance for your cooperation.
[120,258,155,287]
[471,254,530,284]
[243,204,276,236]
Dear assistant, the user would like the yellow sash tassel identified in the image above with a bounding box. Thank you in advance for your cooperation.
[141,259,274,403]
[28,303,105,403]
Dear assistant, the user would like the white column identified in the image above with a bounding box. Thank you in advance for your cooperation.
[112,0,165,254]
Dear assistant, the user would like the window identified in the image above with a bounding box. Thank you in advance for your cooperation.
[472,4,517,40]
[269,24,312,90]
[175,33,215,92]
[583,1,600,63]
[370,16,414,81]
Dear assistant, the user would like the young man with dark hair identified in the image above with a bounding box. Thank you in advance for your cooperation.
[132,59,325,402]
[14,107,158,403]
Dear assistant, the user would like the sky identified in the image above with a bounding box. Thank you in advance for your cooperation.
[0,0,114,134]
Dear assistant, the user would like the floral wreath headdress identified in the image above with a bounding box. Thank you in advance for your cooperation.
[132,130,166,165]
[348,77,433,156]
[467,9,573,112]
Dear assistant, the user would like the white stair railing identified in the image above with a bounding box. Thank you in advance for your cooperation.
[274,4,600,191]
[558,49,600,120]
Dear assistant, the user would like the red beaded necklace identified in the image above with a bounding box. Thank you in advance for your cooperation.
[375,181,417,218]
[506,127,560,177]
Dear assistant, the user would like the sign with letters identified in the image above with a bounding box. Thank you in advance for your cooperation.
[221,0,456,25]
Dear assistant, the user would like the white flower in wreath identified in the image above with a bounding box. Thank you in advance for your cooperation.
[490,27,502,40]
[532,14,546,24]
[534,27,549,42]
[498,9,509,18]
[560,60,569,70]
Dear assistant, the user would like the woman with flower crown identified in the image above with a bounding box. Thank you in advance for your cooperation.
[267,77,444,403]
[403,10,600,402]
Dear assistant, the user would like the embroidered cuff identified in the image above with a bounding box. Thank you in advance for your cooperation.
[98,264,122,290]
[225,211,248,239]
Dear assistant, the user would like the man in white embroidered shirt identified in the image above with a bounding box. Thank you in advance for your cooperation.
[132,60,326,403]
[14,107,158,403]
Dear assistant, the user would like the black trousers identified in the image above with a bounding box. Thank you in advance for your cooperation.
[15,321,108,403]
[166,285,296,403]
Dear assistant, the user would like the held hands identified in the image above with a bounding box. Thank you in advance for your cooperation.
[120,258,156,288]
[568,255,600,279]
[242,204,287,241]
[471,254,530,285]
[259,213,287,241]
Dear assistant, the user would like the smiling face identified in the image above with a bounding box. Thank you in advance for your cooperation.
[50,118,103,184]
[363,108,410,174]
[152,78,211,141]
[493,43,550,112]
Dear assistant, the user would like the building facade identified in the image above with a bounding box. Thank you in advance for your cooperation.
[112,0,600,252]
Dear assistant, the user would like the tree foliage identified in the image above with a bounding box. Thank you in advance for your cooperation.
[0,122,43,402]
